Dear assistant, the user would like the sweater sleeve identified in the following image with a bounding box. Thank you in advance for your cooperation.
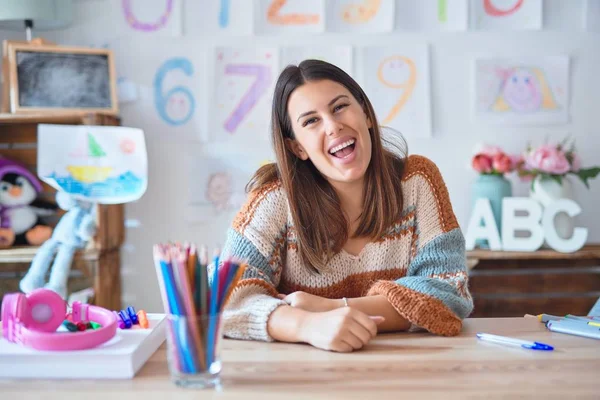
[219,182,288,342]
[366,156,474,336]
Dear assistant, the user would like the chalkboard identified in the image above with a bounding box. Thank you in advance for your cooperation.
[17,51,111,109]
[3,42,118,114]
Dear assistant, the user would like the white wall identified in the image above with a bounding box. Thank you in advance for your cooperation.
[1,0,599,312]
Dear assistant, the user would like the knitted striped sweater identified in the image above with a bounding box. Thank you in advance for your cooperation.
[220,155,473,342]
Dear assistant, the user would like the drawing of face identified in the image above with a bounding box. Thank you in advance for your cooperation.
[501,68,542,113]
[167,93,192,121]
[286,79,372,188]
[206,172,232,211]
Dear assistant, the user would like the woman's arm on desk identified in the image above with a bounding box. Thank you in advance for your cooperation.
[267,305,384,353]
[278,292,410,333]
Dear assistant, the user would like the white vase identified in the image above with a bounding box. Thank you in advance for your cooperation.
[529,176,575,242]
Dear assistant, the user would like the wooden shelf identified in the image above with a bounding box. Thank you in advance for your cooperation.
[0,246,99,263]
[467,244,600,261]
[0,111,123,310]
[0,112,119,125]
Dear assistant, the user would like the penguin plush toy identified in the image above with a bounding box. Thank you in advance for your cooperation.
[0,157,55,248]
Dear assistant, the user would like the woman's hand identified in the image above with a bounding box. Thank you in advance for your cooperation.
[298,307,384,353]
[278,291,340,312]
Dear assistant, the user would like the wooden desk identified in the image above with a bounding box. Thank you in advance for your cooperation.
[1,318,599,399]
[467,244,600,318]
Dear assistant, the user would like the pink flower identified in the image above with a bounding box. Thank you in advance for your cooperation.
[479,145,503,158]
[511,154,525,169]
[472,154,493,173]
[571,153,581,172]
[492,153,513,174]
[525,144,570,175]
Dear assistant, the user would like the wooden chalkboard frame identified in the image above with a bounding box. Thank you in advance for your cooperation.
[2,40,119,115]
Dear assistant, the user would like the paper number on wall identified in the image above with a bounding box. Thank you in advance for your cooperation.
[438,0,447,22]
[122,0,173,32]
[484,0,524,17]
[219,0,230,27]
[224,64,271,133]
[267,0,320,25]
[154,58,196,126]
[377,56,417,124]
[342,0,381,23]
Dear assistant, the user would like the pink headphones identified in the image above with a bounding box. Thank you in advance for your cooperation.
[1,289,117,351]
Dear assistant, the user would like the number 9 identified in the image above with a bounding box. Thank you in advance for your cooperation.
[377,56,417,125]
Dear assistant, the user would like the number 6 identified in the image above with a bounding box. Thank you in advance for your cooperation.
[154,58,196,126]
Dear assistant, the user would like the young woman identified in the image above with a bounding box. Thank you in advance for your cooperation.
[219,60,473,353]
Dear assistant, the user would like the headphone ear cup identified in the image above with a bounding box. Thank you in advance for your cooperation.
[1,293,26,339]
[26,289,66,332]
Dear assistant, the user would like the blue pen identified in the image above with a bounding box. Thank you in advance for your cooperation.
[476,333,554,351]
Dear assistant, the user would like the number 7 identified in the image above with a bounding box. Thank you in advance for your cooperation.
[224,64,271,133]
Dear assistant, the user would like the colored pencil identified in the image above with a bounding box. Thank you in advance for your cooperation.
[153,242,245,373]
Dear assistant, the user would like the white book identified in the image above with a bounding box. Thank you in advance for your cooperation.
[0,313,167,379]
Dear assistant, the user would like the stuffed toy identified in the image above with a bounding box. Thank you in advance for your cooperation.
[19,191,97,299]
[0,157,56,248]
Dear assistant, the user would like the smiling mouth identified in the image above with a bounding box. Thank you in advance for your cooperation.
[329,139,356,158]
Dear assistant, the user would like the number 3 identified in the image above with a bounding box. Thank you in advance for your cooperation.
[342,0,381,24]
[267,0,320,25]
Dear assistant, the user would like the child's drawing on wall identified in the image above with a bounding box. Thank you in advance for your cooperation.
[491,67,558,113]
[474,56,569,125]
[205,172,233,211]
[187,148,271,223]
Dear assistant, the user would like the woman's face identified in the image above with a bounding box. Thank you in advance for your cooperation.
[286,79,372,186]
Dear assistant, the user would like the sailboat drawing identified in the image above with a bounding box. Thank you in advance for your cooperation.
[67,133,113,183]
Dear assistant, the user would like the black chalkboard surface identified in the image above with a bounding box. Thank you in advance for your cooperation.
[17,51,111,108]
[3,42,118,114]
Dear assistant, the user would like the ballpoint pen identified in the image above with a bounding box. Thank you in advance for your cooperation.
[476,333,554,351]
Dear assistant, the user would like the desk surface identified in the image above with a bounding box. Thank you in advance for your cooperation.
[2,317,599,399]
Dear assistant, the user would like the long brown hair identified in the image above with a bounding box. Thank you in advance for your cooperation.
[247,59,407,274]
